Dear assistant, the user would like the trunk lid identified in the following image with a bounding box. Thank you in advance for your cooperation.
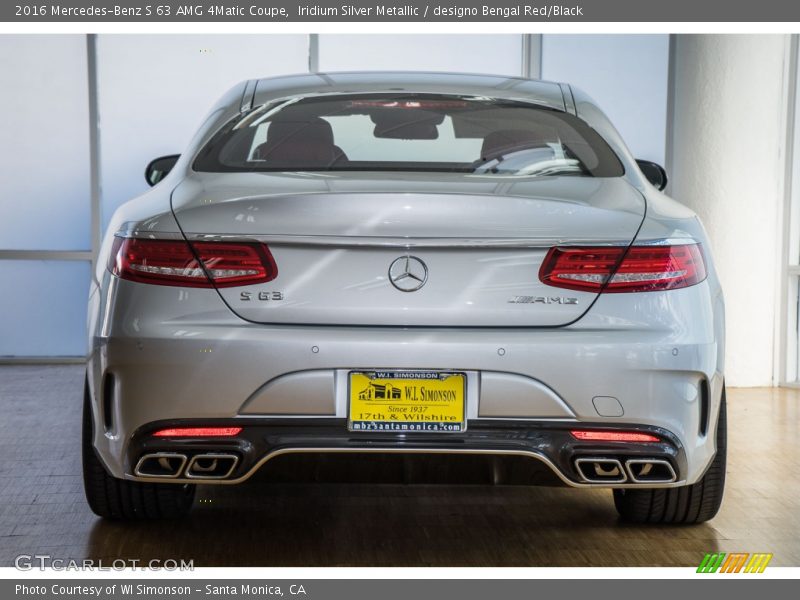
[170,172,644,327]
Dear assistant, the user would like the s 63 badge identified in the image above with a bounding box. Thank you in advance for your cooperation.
[240,291,284,301]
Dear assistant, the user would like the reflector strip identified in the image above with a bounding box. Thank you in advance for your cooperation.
[570,430,660,443]
[152,427,243,437]
[128,265,260,278]
[610,270,687,282]
[555,273,608,283]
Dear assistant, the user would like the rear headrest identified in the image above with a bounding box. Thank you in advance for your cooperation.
[480,129,550,160]
[371,110,444,140]
[265,117,335,149]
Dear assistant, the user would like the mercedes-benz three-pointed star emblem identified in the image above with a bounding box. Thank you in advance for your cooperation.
[388,256,428,292]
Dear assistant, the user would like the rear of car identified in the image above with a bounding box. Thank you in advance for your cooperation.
[84,73,725,523]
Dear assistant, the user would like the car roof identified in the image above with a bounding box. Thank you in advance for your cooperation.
[250,71,571,113]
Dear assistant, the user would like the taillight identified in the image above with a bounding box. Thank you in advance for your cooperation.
[570,430,660,443]
[109,238,277,288]
[539,243,706,293]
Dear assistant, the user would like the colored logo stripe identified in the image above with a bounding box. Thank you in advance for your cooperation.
[697,553,725,573]
[744,553,773,573]
[720,553,749,573]
[697,552,773,573]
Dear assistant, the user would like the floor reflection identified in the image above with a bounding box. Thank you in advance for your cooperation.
[84,455,721,567]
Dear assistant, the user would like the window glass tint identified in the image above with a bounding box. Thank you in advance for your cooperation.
[195,94,624,177]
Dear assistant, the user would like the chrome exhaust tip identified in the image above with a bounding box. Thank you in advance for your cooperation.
[134,453,188,478]
[574,457,627,483]
[185,453,239,480]
[625,459,677,483]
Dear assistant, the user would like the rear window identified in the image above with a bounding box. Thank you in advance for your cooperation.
[193,94,624,177]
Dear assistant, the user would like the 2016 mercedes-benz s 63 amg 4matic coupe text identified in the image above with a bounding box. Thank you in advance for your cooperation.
[84,72,726,523]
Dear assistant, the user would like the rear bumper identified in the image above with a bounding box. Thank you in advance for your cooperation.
[127,418,687,488]
[87,277,724,487]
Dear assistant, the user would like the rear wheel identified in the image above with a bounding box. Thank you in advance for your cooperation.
[82,379,195,520]
[613,387,727,525]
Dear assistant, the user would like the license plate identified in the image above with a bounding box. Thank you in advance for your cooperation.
[348,371,466,432]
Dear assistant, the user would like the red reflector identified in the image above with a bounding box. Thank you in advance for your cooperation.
[152,427,243,438]
[539,243,706,293]
[109,238,277,288]
[570,430,660,443]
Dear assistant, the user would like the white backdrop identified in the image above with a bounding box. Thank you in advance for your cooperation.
[0,35,91,250]
[669,35,789,387]
[318,33,524,75]
[0,35,91,356]
[542,34,669,165]
[0,34,670,359]
[97,35,310,230]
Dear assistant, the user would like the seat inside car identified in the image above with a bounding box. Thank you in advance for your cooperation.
[255,117,348,166]
[480,129,553,161]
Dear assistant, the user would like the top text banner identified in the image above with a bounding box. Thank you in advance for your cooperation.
[4,0,800,22]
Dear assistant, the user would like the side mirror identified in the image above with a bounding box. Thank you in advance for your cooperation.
[145,154,180,187]
[636,159,668,191]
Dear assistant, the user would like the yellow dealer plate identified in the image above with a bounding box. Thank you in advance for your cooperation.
[348,371,466,432]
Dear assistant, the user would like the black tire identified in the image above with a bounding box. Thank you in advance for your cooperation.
[82,379,195,520]
[613,387,727,525]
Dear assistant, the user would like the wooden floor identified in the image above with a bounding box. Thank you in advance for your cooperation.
[0,365,798,567]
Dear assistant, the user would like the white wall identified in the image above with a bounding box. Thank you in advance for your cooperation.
[542,34,669,164]
[0,35,91,357]
[669,35,790,387]
[318,34,523,76]
[0,261,90,356]
[0,35,90,250]
[96,34,309,230]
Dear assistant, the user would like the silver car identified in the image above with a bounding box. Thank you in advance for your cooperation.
[84,72,726,524]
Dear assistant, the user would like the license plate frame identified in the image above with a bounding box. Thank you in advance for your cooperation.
[347,370,467,433]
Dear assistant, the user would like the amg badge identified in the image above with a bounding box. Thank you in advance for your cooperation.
[507,296,579,305]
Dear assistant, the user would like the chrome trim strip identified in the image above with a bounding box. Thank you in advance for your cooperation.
[559,83,576,115]
[185,453,240,480]
[133,453,188,479]
[625,458,678,483]
[119,231,630,249]
[115,230,184,241]
[0,250,93,261]
[239,80,258,113]
[574,457,628,484]
[127,447,686,489]
[633,237,700,246]
[117,230,699,249]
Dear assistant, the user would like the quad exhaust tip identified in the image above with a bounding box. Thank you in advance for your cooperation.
[574,457,627,483]
[134,452,239,479]
[574,457,678,484]
[625,458,677,483]
[185,453,239,480]
[134,453,188,478]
